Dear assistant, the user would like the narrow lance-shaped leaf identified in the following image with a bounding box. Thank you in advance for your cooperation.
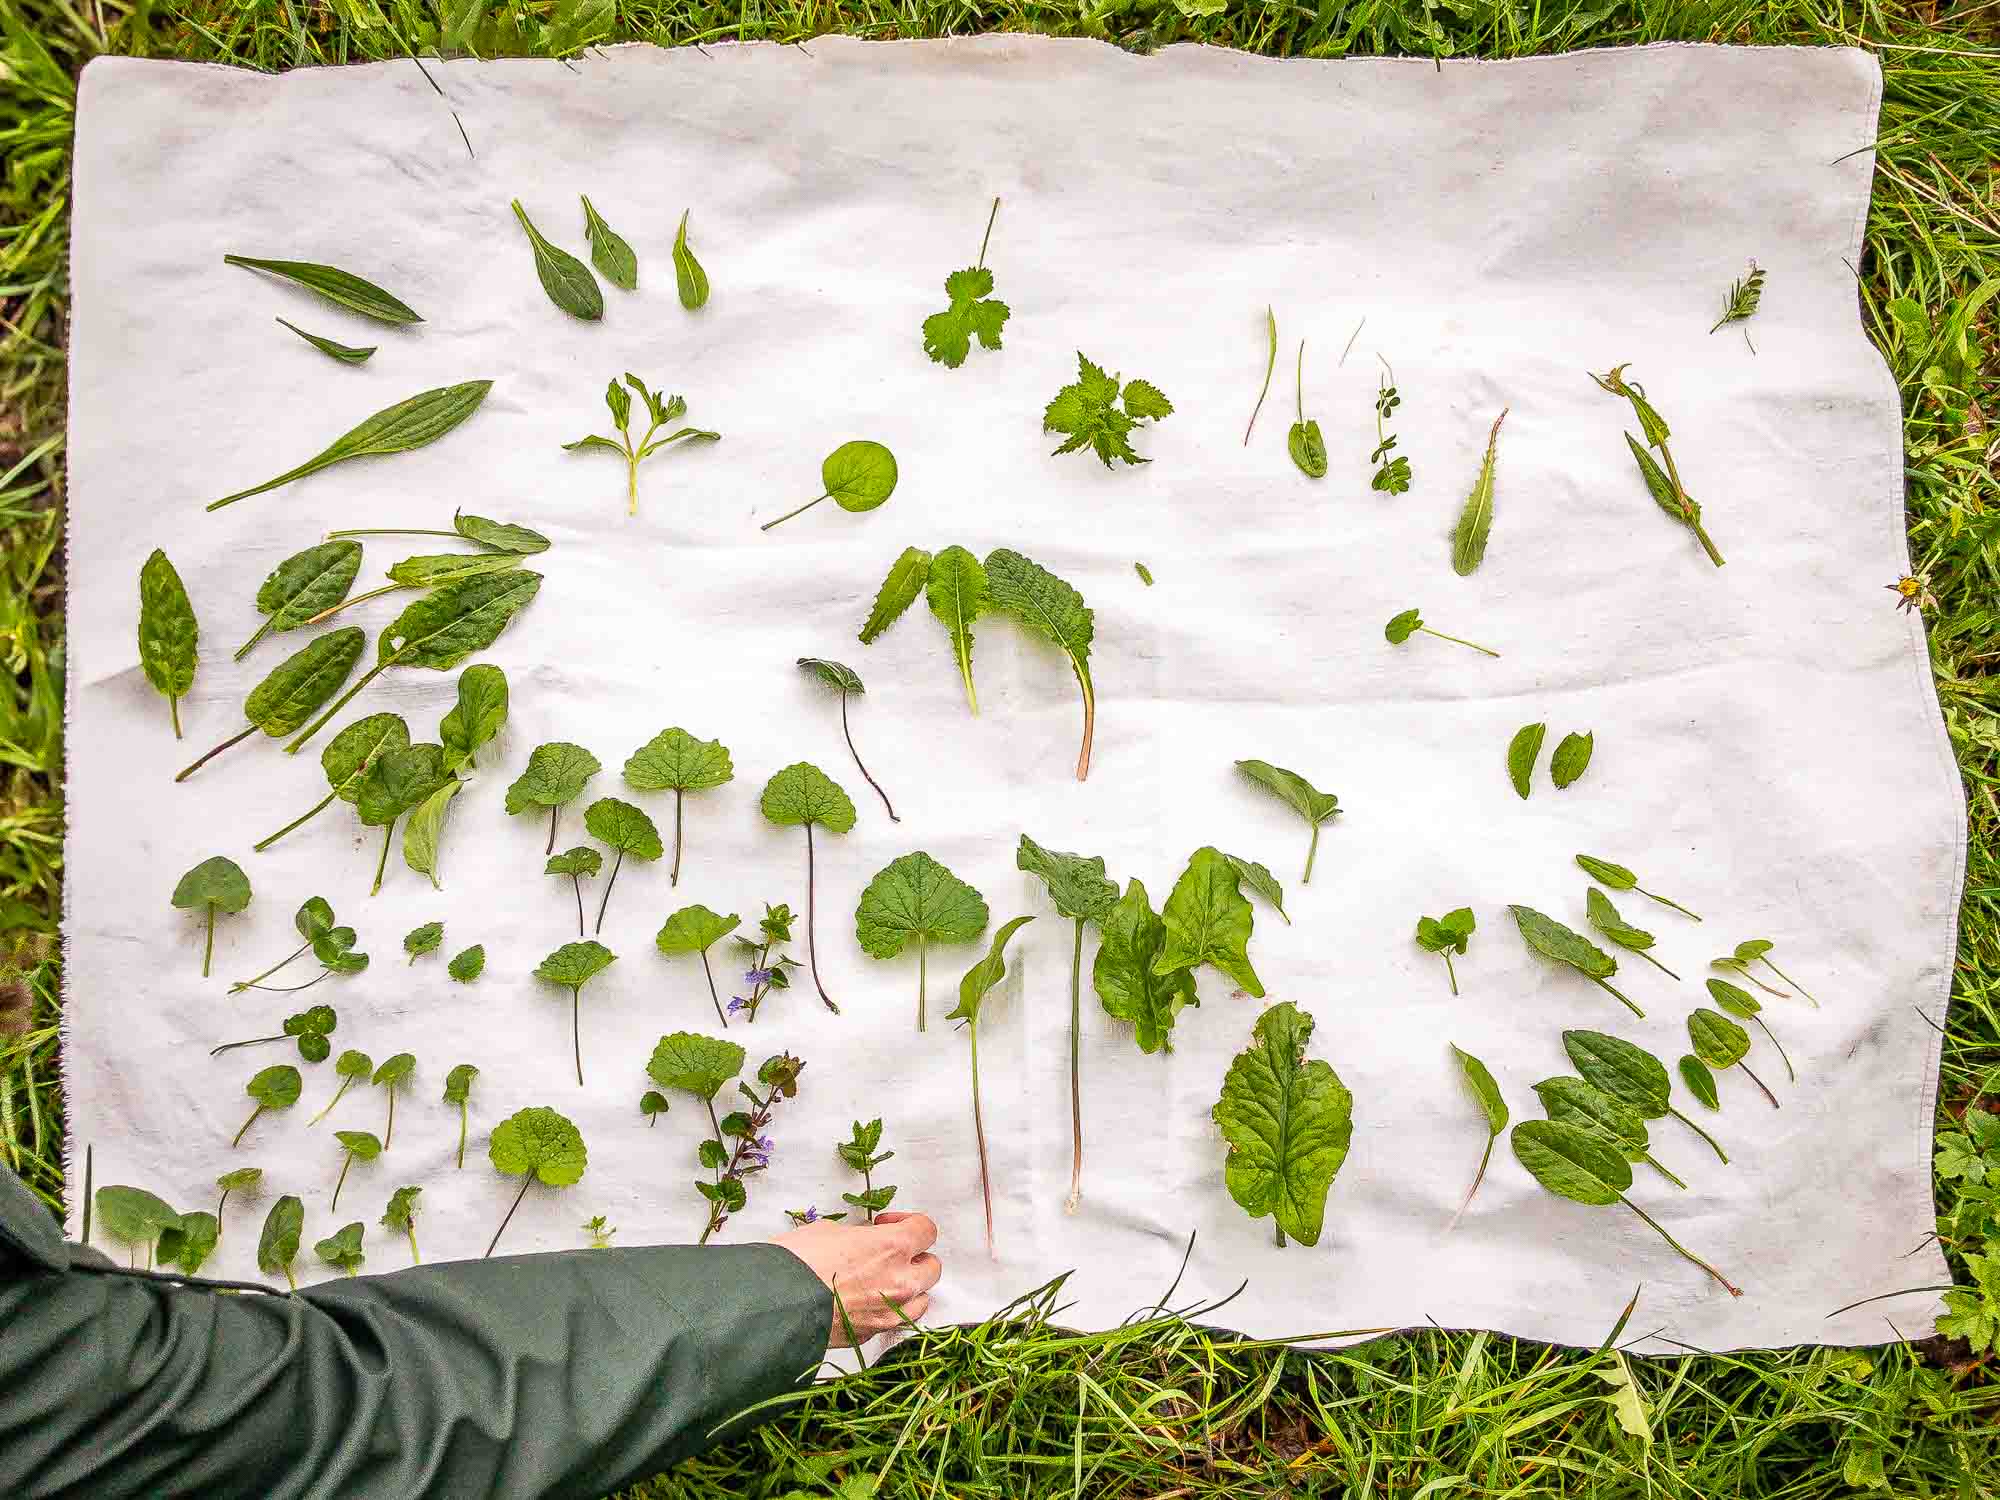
[1244,305,1277,446]
[1511,1119,1740,1296]
[859,546,933,644]
[1155,847,1264,998]
[672,209,709,309]
[139,548,199,739]
[1448,1044,1507,1227]
[509,742,601,855]
[1563,1029,1728,1166]
[176,627,366,782]
[1694,993,1785,1103]
[623,727,731,886]
[535,941,618,1087]
[275,318,376,364]
[1450,409,1507,576]
[945,915,1034,1259]
[1213,1001,1354,1248]
[1575,854,1702,922]
[1235,759,1339,883]
[208,381,494,510]
[985,547,1096,781]
[799,658,898,822]
[235,541,362,660]
[926,545,986,713]
[759,763,856,1015]
[512,200,602,319]
[1585,888,1679,980]
[485,1106,588,1257]
[223,254,423,324]
[1509,905,1640,1017]
[1550,731,1594,790]
[580,195,637,290]
[253,712,407,853]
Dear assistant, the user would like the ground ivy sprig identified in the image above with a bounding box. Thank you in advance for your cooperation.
[702,1053,801,1245]
[563,374,718,517]
[838,1119,898,1223]
[727,905,800,1023]
[1591,364,1724,567]
[1369,358,1411,495]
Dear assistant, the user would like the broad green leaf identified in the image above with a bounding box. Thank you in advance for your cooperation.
[443,1063,479,1106]
[855,852,988,957]
[404,922,444,961]
[216,1165,263,1199]
[1550,731,1594,789]
[512,200,602,319]
[507,742,601,815]
[257,1195,305,1281]
[334,1050,374,1081]
[1093,877,1197,1054]
[1044,352,1173,466]
[1678,1055,1720,1110]
[402,779,462,889]
[138,548,198,731]
[580,195,637,291]
[247,1064,303,1109]
[223,254,422,323]
[985,548,1097,778]
[1562,1030,1672,1118]
[371,1053,415,1088]
[622,727,732,793]
[647,1031,748,1101]
[209,381,493,509]
[1212,1001,1353,1247]
[546,846,602,878]
[158,1210,220,1275]
[1509,906,1637,1016]
[583,797,663,858]
[1507,723,1546,800]
[798,657,865,696]
[1416,908,1476,955]
[1585,888,1656,953]
[656,904,741,955]
[1533,1076,1650,1161]
[945,914,1035,1028]
[1510,1118,1631,1206]
[1235,759,1339,827]
[448,945,485,982]
[439,663,509,772]
[376,569,542,670]
[1688,1008,1750,1068]
[859,546,933,643]
[334,1129,383,1163]
[1223,853,1290,924]
[172,856,252,915]
[1015,834,1118,923]
[926,546,987,712]
[325,714,409,804]
[357,744,449,827]
[239,541,362,657]
[535,940,616,992]
[759,762,857,833]
[243,628,365,735]
[489,1106,589,1185]
[1452,1045,1508,1135]
[95,1185,180,1247]
[822,440,899,513]
[275,317,376,364]
[1384,608,1422,644]
[1155,847,1264,998]
[1451,410,1506,576]
[1706,976,1760,1017]
[672,209,709,309]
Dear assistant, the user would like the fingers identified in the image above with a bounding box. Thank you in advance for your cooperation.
[879,1211,938,1253]
[909,1251,943,1294]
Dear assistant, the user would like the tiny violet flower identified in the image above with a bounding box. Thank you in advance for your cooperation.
[727,995,750,1014]
[743,968,774,988]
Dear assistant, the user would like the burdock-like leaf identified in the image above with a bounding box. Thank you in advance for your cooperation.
[1451,410,1507,576]
[925,545,986,713]
[1509,905,1640,1017]
[209,381,493,510]
[859,546,934,644]
[856,852,989,1031]
[985,547,1097,781]
[1212,1001,1353,1247]
[1093,877,1197,1054]
[1234,759,1339,883]
[1155,847,1264,998]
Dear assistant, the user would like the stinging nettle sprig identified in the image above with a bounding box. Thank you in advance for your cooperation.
[1590,364,1724,567]
[564,374,719,517]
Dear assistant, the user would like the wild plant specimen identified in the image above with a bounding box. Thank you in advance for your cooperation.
[1157,847,1266,998]
[308,1050,373,1127]
[582,797,662,931]
[1385,607,1499,658]
[1213,1001,1354,1248]
[508,742,601,855]
[563,374,718,516]
[534,941,616,1086]
[233,1064,301,1147]
[1564,1029,1729,1166]
[1575,854,1701,921]
[927,545,985,712]
[214,1167,261,1224]
[759,763,855,1014]
[235,540,361,659]
[545,847,601,936]
[1715,938,1818,1006]
[381,1186,422,1264]
[1532,1075,1686,1189]
[948,916,1033,1258]
[257,1196,305,1290]
[1509,905,1641,1017]
[1235,760,1340,883]
[698,1053,801,1244]
[512,200,601,319]
[1451,409,1506,575]
[171,856,251,977]
[656,905,741,1027]
[176,628,366,781]
[623,727,733,886]
[209,1004,338,1062]
[838,1119,898,1222]
[443,1064,479,1169]
[94,1186,179,1269]
[1709,260,1766,349]
[1585,888,1680,980]
[230,896,362,994]
[303,552,522,627]
[1590,364,1724,566]
[672,210,709,308]
[860,546,934,646]
[1506,723,1546,800]
[138,548,198,738]
[371,1053,415,1147]
[579,196,637,290]
[324,510,550,556]
[985,548,1097,780]
[857,852,989,1032]
[222,255,422,323]
[356,744,451,895]
[276,319,375,364]
[1706,978,1795,1083]
[922,197,1008,367]
[1015,836,1116,1212]
[1448,1044,1506,1228]
[403,923,443,963]
[1415,908,1476,994]
[1244,306,1277,445]
[760,441,898,531]
[1043,354,1173,467]
[1550,731,1594,790]
[485,1107,587,1257]
[329,1130,380,1212]
[726,905,800,1023]
[253,712,407,852]
[798,659,897,821]
[1288,340,1327,478]
[1511,1120,1739,1295]
[1093,878,1197,1055]
[1369,358,1411,495]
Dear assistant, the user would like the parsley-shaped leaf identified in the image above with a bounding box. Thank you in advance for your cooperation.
[485,1106,588,1257]
[855,852,989,1032]
[1213,1001,1353,1247]
[1043,352,1174,467]
[922,197,1008,368]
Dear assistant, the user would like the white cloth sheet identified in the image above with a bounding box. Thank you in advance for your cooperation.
[64,37,1959,1352]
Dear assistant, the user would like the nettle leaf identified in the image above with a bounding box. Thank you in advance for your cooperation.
[1093,877,1197,1054]
[799,657,865,696]
[404,922,443,961]
[1509,905,1640,1017]
[856,852,989,958]
[1223,853,1290,925]
[1015,834,1117,924]
[860,546,934,644]
[647,1031,748,1101]
[138,548,199,736]
[926,545,987,713]
[448,945,486,982]
[440,663,509,773]
[1550,731,1594,790]
[1212,1001,1354,1247]
[758,762,857,832]
[223,254,422,324]
[512,199,602,319]
[1043,352,1174,467]
[238,541,362,658]
[489,1106,589,1186]
[1155,847,1264,998]
[624,727,733,794]
[1235,759,1340,883]
[656,904,741,955]
[580,195,638,291]
[1506,723,1547,800]
[985,547,1097,780]
[209,381,494,510]
[584,797,663,858]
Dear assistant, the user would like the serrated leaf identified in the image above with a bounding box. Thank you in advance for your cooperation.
[647,1031,747,1101]
[1507,723,1546,799]
[404,922,443,960]
[855,852,988,957]
[1212,1001,1353,1247]
[583,797,663,858]
[535,940,616,992]
[758,762,856,832]
[1093,877,1197,1054]
[656,904,741,955]
[1451,410,1506,576]
[923,264,1009,368]
[860,546,933,643]
[1510,1118,1631,1206]
[440,663,509,773]
[545,846,602,878]
[622,727,732,793]
[985,547,1097,778]
[448,945,485,982]
[508,742,602,815]
[1550,731,1594,790]
[1154,846,1264,997]
[488,1106,588,1186]
[580,195,637,290]
[926,545,986,711]
[1015,834,1118,923]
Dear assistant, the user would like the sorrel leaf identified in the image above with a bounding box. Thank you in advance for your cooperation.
[672,210,709,309]
[237,541,361,659]
[1506,723,1546,800]
[1550,731,1594,790]
[138,548,198,738]
[1213,1001,1353,1247]
[1235,759,1339,882]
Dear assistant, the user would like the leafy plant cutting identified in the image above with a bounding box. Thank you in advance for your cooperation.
[233,1064,302,1147]
[1043,353,1173,467]
[1235,760,1340,882]
[315,1222,366,1277]
[485,1106,588,1257]
[1093,877,1197,1056]
[1590,364,1725,566]
[947,915,1033,1258]
[1288,340,1327,478]
[1448,1044,1507,1227]
[760,441,899,532]
[672,210,708,309]
[1563,1029,1730,1166]
[857,851,989,1032]
[1244,307,1277,446]
[563,373,719,516]
[138,547,198,738]
[171,855,251,976]
[222,254,422,323]
[443,1063,479,1169]
[1714,938,1817,1006]
[356,743,451,895]
[1705,979,1795,1084]
[1156,847,1265,999]
[253,712,408,852]
[727,905,800,1024]
[1213,1001,1354,1247]
[1531,1075,1686,1189]
[1507,723,1546,800]
[534,940,617,1086]
[926,544,985,712]
[230,895,363,993]
[257,1195,306,1290]
[1709,260,1766,349]
[838,1119,899,1222]
[579,196,636,290]
[1370,359,1411,494]
[622,727,732,886]
[798,658,897,821]
[859,545,933,645]
[209,1004,339,1062]
[382,1185,423,1264]
[1415,908,1476,994]
[1451,410,1506,574]
[1385,607,1499,658]
[986,547,1098,780]
[508,741,602,854]
[759,762,856,1014]
[922,197,1007,368]
[511,199,601,318]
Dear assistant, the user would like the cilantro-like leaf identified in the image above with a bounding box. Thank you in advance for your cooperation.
[1042,353,1174,467]
[923,267,1010,368]
[1154,846,1264,998]
[1212,1001,1353,1247]
[856,852,989,1032]
[1093,877,1197,1055]
[984,547,1096,779]
[508,741,602,855]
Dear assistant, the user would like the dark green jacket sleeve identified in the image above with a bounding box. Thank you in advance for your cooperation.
[0,1168,831,1499]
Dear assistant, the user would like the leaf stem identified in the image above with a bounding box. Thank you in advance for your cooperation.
[1637,948,1682,981]
[232,1104,263,1149]
[699,950,728,1028]
[595,851,623,933]
[203,909,216,978]
[626,450,640,518]
[957,639,980,716]
[1243,305,1276,446]
[407,1225,420,1264]
[1418,626,1501,658]
[1656,441,1725,567]
[1635,885,1701,921]
[256,791,337,851]
[1448,1133,1495,1230]
[234,618,275,661]
[975,196,1000,271]
[1619,1195,1741,1296]
[1304,823,1320,885]
[1072,661,1096,783]
[332,1153,352,1211]
[1067,917,1084,1215]
[759,492,828,531]
[1641,1153,1688,1190]
[1737,1060,1780,1109]
[456,1102,468,1169]
[1443,951,1458,996]
[230,942,312,994]
[306,580,404,626]
[1592,976,1644,1018]
[1668,1106,1729,1164]
[917,938,928,1033]
[840,692,898,821]
[170,695,184,740]
[1763,959,1817,1007]
[546,804,559,857]
[308,1078,353,1127]
[287,657,395,753]
[1295,340,1306,423]
[1751,1016,1795,1082]
[671,790,684,886]
[385,1084,397,1148]
[371,822,394,896]
[571,986,584,1087]
[968,1018,994,1260]
[208,1034,286,1057]
[485,1175,532,1258]
[804,824,838,1014]
[325,528,459,541]
[570,874,585,937]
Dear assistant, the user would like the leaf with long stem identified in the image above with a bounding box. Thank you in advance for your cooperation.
[946,915,1034,1260]
[1243,305,1277,445]
[208,381,493,510]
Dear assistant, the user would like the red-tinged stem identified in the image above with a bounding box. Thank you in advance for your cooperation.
[840,693,898,821]
[700,951,728,1027]
[546,804,557,856]
[1621,1195,1740,1296]
[1669,1106,1729,1164]
[759,492,829,531]
[1448,1133,1496,1230]
[1738,1060,1780,1109]
[1764,959,1818,1007]
[805,824,838,1014]
[384,1085,397,1148]
[968,1018,994,1260]
[208,1034,286,1057]
[255,791,337,852]
[595,852,623,934]
[1594,975,1644,1018]
[486,1176,533,1258]
[1072,662,1095,782]
[570,874,585,937]
[176,722,258,782]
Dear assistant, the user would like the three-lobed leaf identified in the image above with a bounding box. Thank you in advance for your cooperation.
[1450,410,1507,576]
[1212,1001,1354,1246]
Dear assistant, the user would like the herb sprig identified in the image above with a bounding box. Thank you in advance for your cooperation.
[563,374,719,516]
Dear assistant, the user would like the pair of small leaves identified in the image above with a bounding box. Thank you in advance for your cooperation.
[1212,1001,1354,1248]
[1507,724,1593,798]
[139,549,199,737]
[1043,352,1174,467]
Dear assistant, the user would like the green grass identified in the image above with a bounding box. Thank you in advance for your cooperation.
[3,1,1998,1494]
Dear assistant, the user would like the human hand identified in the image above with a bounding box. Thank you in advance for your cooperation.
[769,1211,942,1346]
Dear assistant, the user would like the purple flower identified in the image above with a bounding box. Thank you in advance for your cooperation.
[743,967,774,988]
[727,995,749,1014]
[754,1135,774,1153]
